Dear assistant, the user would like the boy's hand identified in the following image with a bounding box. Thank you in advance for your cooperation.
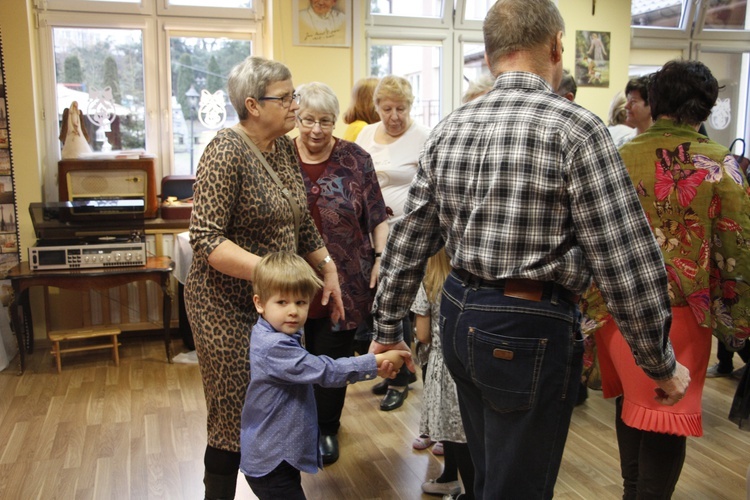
[375,350,411,379]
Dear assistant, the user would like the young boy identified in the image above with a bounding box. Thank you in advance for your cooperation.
[240,252,410,499]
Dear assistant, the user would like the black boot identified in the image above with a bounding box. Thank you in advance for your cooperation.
[204,471,237,500]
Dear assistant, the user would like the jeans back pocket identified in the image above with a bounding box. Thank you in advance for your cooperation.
[468,326,547,413]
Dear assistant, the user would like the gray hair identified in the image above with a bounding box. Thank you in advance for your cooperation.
[483,0,565,66]
[296,82,340,120]
[227,56,292,121]
[374,75,414,108]
[462,74,495,103]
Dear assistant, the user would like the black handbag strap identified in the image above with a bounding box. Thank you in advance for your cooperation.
[231,124,300,248]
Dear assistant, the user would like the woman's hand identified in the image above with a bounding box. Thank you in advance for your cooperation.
[369,221,388,288]
[321,268,345,323]
[306,247,345,322]
[369,258,380,288]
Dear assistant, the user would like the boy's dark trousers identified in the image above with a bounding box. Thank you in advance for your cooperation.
[245,461,306,500]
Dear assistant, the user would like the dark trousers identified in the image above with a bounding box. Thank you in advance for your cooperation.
[203,446,240,500]
[443,441,476,499]
[245,461,306,500]
[441,271,582,499]
[391,315,414,386]
[615,397,686,499]
[717,340,750,373]
[304,318,356,436]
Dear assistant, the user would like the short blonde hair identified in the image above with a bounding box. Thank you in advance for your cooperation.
[608,91,628,126]
[374,75,414,109]
[253,252,323,303]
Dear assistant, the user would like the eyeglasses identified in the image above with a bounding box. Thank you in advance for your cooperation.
[258,92,300,108]
[297,116,335,130]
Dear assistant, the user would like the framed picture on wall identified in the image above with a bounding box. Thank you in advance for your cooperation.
[293,0,351,48]
[575,30,610,88]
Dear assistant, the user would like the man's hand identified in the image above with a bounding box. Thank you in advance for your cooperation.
[369,340,417,373]
[653,361,690,406]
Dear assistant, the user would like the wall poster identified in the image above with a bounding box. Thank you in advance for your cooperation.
[575,30,611,88]
[293,0,351,47]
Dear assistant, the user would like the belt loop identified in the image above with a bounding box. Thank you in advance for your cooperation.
[550,283,560,305]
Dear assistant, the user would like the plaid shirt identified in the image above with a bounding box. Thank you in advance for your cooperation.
[373,72,676,380]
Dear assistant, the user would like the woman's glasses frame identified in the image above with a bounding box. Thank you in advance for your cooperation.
[258,92,300,108]
[296,115,335,131]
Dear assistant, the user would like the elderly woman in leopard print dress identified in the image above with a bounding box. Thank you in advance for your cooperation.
[185,56,344,500]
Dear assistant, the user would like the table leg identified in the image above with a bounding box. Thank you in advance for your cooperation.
[9,288,28,375]
[162,277,173,363]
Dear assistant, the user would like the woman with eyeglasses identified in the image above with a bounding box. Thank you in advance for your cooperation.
[355,75,430,412]
[185,57,345,500]
[292,81,390,465]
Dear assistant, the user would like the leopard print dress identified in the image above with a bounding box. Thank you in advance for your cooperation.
[185,128,324,452]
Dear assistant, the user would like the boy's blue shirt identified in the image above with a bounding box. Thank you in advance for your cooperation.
[240,317,378,477]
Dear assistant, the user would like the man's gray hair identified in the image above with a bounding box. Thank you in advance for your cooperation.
[483,0,565,66]
[227,56,292,120]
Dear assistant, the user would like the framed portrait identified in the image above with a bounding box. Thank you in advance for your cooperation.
[293,0,351,48]
[575,31,611,88]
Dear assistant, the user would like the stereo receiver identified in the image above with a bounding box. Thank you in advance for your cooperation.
[29,241,147,271]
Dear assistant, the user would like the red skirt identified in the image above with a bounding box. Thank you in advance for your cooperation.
[595,306,711,437]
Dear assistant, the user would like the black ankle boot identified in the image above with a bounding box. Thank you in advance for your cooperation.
[204,471,237,500]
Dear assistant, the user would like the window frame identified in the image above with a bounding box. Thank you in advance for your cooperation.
[630,0,750,146]
[41,0,261,20]
[36,1,263,200]
[362,0,487,123]
[364,30,453,127]
[365,0,452,29]
[630,0,697,40]
[692,0,750,41]
[157,19,261,176]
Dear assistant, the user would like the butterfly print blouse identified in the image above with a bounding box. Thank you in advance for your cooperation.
[582,119,750,349]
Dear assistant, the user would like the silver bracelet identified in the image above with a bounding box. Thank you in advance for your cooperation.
[316,255,332,271]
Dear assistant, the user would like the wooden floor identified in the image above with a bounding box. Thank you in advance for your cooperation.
[0,336,748,500]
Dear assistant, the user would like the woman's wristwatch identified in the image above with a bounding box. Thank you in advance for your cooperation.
[316,254,332,271]
[374,252,382,259]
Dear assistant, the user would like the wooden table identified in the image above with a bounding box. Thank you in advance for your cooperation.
[7,256,174,374]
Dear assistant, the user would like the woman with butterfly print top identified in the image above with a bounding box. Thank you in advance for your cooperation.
[580,60,750,499]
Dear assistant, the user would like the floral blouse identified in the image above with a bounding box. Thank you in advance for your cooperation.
[296,138,388,331]
[582,119,750,350]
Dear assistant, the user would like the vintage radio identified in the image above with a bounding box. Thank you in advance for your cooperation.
[58,157,158,220]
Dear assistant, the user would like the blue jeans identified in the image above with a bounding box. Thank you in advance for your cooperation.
[441,271,583,499]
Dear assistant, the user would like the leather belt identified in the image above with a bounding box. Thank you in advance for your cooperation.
[452,268,579,304]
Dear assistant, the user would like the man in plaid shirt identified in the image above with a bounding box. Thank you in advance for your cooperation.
[370,1,691,498]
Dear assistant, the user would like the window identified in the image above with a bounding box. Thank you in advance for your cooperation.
[168,34,253,175]
[364,1,492,127]
[630,0,750,147]
[37,1,263,200]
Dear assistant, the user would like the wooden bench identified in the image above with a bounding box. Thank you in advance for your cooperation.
[48,326,121,373]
